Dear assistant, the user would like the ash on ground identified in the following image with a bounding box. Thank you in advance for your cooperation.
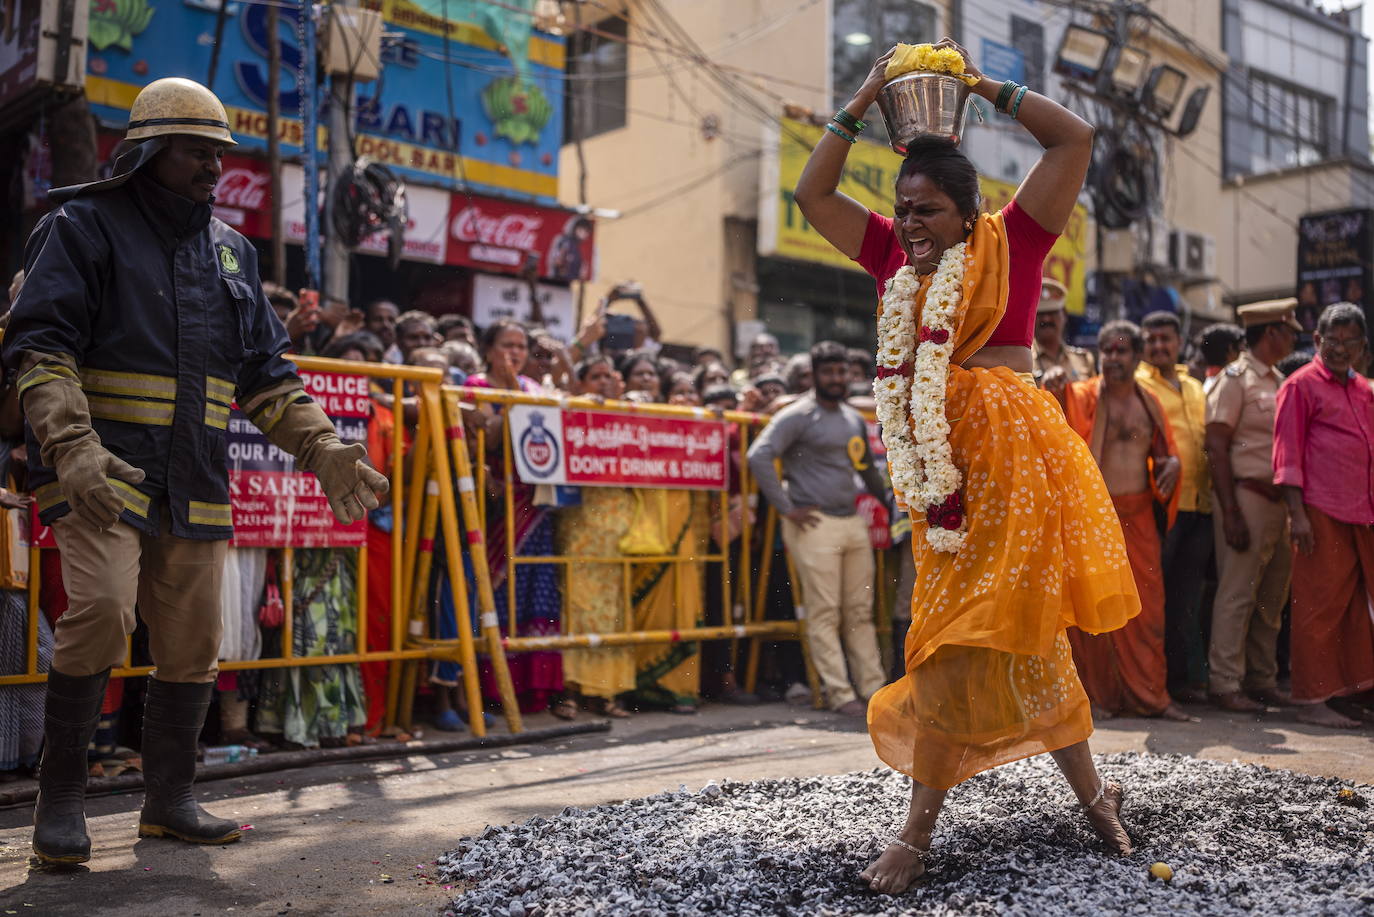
[437,752,1374,916]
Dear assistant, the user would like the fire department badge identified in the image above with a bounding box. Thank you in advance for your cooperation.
[218,244,241,274]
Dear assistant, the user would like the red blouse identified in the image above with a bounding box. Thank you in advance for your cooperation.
[853,198,1059,348]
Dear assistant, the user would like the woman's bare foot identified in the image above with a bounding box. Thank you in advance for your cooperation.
[1082,782,1132,855]
[1297,702,1362,729]
[860,835,929,895]
[1090,705,1115,721]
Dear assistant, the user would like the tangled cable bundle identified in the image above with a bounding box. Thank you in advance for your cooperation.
[330,158,408,268]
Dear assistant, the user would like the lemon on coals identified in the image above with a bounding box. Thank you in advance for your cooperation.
[1149,862,1174,882]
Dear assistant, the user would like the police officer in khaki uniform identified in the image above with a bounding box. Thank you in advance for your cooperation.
[1033,278,1097,396]
[1204,298,1300,712]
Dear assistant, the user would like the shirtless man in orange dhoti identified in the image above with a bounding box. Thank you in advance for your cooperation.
[795,38,1140,896]
[1062,321,1191,722]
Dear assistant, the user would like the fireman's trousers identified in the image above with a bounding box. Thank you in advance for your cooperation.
[50,514,227,683]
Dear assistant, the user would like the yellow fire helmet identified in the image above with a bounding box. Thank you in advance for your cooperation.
[125,77,237,145]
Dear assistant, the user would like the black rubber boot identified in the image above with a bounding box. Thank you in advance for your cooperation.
[32,668,111,865]
[137,679,241,845]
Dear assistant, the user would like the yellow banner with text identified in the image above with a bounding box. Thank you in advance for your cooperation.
[770,119,1090,315]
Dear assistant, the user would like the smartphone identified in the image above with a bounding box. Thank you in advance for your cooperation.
[601,313,637,352]
[298,289,321,315]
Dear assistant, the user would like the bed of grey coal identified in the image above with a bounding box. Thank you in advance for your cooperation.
[437,752,1373,917]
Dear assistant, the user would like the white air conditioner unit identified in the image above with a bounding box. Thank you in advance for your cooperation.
[1168,229,1216,277]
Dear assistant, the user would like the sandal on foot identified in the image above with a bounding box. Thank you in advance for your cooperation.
[594,698,630,719]
[550,698,579,721]
[1080,781,1133,855]
[861,837,928,895]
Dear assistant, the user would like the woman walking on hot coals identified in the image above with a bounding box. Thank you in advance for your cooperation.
[794,40,1140,894]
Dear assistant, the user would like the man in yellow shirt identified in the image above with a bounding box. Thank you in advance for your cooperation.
[1135,311,1211,703]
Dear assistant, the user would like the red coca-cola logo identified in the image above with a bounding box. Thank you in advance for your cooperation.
[451,205,543,251]
[216,168,269,210]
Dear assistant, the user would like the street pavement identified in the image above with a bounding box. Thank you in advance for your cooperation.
[1,701,1370,916]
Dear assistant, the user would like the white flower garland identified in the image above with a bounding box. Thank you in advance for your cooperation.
[873,243,970,553]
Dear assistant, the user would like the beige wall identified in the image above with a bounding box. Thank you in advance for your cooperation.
[557,0,835,354]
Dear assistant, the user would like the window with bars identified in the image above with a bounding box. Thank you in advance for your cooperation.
[831,0,938,143]
[564,16,629,142]
[1243,69,1332,172]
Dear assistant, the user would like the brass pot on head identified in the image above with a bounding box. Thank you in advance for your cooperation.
[876,71,972,154]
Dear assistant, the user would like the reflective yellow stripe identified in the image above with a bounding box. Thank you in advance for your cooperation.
[35,478,148,517]
[205,402,230,430]
[80,368,177,400]
[18,364,79,395]
[35,482,64,513]
[206,376,236,406]
[87,395,175,426]
[109,479,150,517]
[249,396,292,435]
[188,500,232,527]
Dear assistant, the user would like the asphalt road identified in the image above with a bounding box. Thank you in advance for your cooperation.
[1,702,1370,916]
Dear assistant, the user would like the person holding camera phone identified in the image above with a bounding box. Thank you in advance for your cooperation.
[570,282,663,365]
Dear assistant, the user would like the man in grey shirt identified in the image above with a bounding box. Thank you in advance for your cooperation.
[748,341,887,715]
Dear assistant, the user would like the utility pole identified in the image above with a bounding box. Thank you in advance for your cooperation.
[266,2,285,286]
[322,0,355,306]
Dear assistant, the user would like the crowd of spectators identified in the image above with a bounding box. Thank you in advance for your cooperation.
[3,276,1371,776]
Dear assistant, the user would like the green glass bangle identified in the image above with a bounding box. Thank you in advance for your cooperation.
[1010,85,1030,119]
[825,122,856,144]
[995,81,1018,113]
[833,109,867,133]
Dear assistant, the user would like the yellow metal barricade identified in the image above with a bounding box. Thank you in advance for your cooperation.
[2,364,900,729]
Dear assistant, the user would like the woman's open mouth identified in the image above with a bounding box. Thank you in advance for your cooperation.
[908,236,935,261]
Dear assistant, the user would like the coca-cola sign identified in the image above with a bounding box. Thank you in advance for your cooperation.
[446,194,595,282]
[216,168,270,210]
[210,154,273,238]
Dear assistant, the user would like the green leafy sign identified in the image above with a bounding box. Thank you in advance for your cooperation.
[481,78,552,146]
[89,0,155,53]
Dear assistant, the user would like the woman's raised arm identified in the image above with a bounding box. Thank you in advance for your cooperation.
[793,48,894,260]
[936,37,1094,235]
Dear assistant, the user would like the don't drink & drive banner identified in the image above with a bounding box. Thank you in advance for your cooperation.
[227,371,372,547]
[508,405,729,490]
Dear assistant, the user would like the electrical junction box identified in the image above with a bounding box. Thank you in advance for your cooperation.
[0,0,89,129]
[323,6,383,83]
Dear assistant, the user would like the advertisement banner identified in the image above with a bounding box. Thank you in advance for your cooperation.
[81,0,566,201]
[507,405,729,490]
[1296,208,1373,336]
[472,274,576,342]
[447,194,595,282]
[228,370,371,547]
[762,118,1091,315]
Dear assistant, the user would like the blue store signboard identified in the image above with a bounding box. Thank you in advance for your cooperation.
[84,0,565,202]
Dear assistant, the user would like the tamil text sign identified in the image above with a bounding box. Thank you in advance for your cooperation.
[508,405,729,490]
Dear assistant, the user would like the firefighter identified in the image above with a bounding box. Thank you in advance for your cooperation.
[3,77,389,865]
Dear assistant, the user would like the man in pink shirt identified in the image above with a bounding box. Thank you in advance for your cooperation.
[1274,302,1374,728]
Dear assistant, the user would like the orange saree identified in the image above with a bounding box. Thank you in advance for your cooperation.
[867,214,1140,791]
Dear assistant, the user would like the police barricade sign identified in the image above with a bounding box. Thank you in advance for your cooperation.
[227,371,371,546]
[508,405,729,489]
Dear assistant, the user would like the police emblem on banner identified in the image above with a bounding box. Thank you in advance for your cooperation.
[518,411,560,478]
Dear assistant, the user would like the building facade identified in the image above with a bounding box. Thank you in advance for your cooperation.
[560,0,1372,358]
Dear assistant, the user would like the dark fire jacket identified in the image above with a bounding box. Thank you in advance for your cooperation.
[3,171,306,539]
